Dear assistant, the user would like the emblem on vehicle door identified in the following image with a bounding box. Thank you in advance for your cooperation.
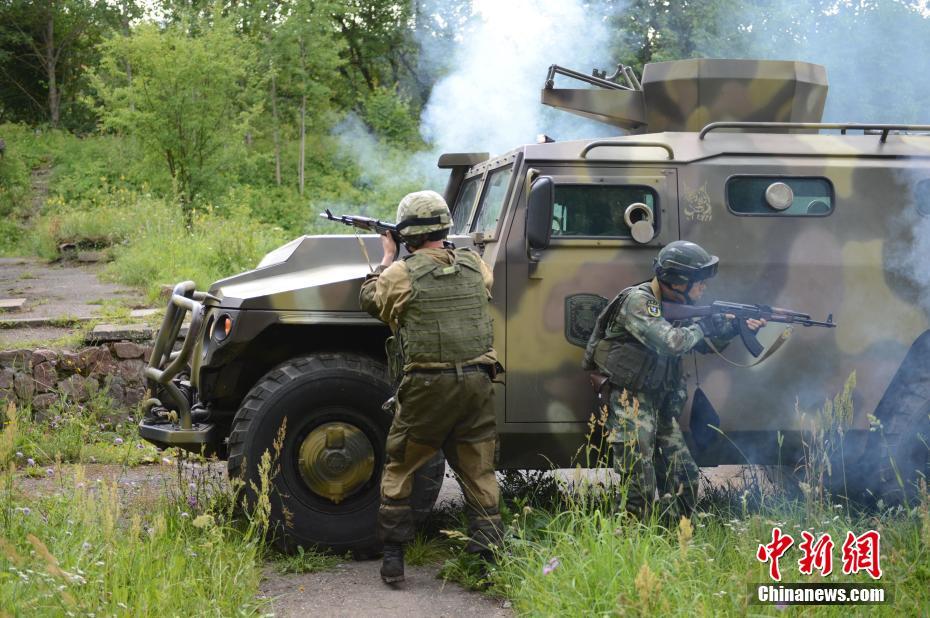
[564,294,609,347]
[683,182,713,222]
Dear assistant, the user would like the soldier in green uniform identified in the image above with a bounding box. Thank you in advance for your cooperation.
[583,241,765,520]
[359,190,503,585]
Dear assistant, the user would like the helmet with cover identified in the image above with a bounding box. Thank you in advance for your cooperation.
[653,240,719,286]
[395,190,452,238]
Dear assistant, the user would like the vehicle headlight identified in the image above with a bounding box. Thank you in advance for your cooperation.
[210,314,233,342]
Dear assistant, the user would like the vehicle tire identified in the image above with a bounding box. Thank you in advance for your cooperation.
[227,352,444,554]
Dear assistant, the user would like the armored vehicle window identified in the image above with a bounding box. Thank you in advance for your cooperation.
[551,185,657,237]
[451,176,481,234]
[472,166,513,236]
[727,176,834,216]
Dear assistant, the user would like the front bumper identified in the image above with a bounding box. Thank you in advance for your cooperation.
[138,281,217,450]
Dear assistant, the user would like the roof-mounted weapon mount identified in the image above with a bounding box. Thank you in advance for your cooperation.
[543,58,829,134]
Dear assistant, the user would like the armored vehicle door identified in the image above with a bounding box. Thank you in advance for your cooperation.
[503,165,680,423]
[678,156,929,464]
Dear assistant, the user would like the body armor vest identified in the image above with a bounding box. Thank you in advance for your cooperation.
[582,283,683,392]
[397,249,493,365]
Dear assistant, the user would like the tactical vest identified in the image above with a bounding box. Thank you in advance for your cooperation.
[397,249,493,365]
[582,283,683,392]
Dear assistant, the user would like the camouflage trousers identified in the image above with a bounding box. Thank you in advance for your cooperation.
[606,386,699,521]
[379,368,502,553]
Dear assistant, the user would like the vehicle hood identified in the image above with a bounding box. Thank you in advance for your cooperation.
[207,234,474,312]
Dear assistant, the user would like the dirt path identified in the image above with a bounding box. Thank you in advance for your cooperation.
[259,561,511,617]
[0,257,143,347]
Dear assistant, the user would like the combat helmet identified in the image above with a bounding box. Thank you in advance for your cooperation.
[654,240,719,287]
[395,190,452,237]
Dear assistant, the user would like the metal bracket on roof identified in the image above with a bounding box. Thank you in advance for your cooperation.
[580,140,675,160]
[544,64,640,91]
[700,121,930,142]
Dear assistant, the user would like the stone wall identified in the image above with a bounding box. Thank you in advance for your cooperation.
[0,342,150,413]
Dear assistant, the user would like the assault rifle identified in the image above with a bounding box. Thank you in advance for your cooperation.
[661,300,836,357]
[320,208,456,250]
[320,209,403,245]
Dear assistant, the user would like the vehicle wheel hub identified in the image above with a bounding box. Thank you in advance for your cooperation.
[298,421,375,504]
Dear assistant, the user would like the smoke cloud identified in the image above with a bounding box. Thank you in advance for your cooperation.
[711,2,930,124]
[418,0,619,157]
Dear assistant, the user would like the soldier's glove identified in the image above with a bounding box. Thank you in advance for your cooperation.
[697,314,730,338]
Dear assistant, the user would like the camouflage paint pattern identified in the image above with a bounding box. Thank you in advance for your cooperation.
[148,58,930,474]
[542,59,828,134]
[607,387,698,520]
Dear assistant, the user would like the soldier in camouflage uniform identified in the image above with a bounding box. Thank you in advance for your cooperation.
[359,190,503,585]
[583,241,765,520]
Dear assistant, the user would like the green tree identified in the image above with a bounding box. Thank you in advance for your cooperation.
[607,0,753,71]
[91,20,260,214]
[267,0,343,194]
[0,0,129,128]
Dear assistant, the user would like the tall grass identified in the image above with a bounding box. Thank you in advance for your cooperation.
[0,403,274,616]
[29,187,288,300]
[8,387,158,468]
[479,385,930,616]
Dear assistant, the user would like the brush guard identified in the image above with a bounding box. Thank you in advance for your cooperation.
[138,281,217,449]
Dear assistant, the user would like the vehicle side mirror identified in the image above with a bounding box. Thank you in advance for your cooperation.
[526,176,554,252]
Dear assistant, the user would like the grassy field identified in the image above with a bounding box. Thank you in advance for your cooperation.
[1,383,928,616]
[0,402,273,616]
[0,122,421,300]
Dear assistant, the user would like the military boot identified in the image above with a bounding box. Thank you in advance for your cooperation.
[380,543,405,584]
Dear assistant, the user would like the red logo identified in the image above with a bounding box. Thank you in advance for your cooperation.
[798,531,834,576]
[756,527,795,581]
[841,530,883,579]
[757,528,882,581]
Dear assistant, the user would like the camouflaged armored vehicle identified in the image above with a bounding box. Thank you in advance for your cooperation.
[140,58,930,553]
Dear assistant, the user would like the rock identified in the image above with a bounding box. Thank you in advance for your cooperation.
[57,375,96,402]
[0,298,26,311]
[86,324,153,344]
[0,349,32,368]
[130,308,159,318]
[31,393,58,412]
[117,359,146,383]
[124,386,147,406]
[32,348,58,366]
[59,352,85,374]
[0,368,14,390]
[105,376,126,405]
[32,362,57,393]
[13,372,34,400]
[77,250,106,263]
[113,341,145,359]
[84,347,117,377]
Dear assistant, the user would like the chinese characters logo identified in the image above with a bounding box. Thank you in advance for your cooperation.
[757,528,882,581]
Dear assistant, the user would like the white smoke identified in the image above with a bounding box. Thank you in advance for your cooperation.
[419,0,620,157]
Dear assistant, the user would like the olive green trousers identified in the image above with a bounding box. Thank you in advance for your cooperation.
[379,369,502,553]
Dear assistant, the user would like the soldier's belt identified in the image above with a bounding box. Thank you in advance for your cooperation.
[407,365,492,377]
